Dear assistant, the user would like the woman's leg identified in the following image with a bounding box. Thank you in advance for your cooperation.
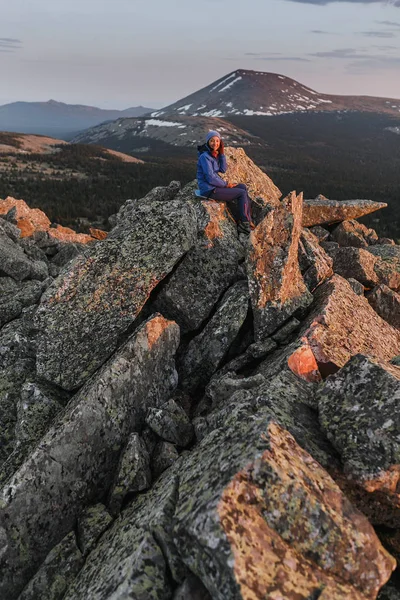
[209,185,251,222]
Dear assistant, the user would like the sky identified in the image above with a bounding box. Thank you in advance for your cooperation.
[2,0,400,109]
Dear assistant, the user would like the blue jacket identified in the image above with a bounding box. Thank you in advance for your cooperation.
[197,145,228,196]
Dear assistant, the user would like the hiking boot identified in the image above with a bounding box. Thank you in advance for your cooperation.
[237,221,251,235]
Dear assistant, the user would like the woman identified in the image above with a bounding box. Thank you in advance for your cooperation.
[197,130,254,234]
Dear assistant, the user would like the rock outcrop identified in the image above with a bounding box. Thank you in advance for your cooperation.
[2,148,400,599]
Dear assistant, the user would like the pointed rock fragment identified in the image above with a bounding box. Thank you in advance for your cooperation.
[302,197,387,227]
[299,227,333,291]
[246,191,312,340]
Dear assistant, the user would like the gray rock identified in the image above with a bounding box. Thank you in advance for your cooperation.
[152,441,179,480]
[17,532,84,600]
[330,219,378,248]
[173,575,211,600]
[146,399,194,447]
[179,281,249,393]
[317,354,400,491]
[367,285,400,329]
[205,371,267,410]
[51,243,86,267]
[378,583,400,599]
[108,433,152,515]
[0,315,179,599]
[35,188,196,390]
[367,245,400,292]
[299,228,333,291]
[309,225,330,242]
[18,238,48,263]
[0,218,20,242]
[0,232,37,281]
[64,470,184,600]
[155,197,243,333]
[77,504,113,557]
[0,279,44,327]
[326,245,379,287]
[271,317,301,343]
[347,278,364,295]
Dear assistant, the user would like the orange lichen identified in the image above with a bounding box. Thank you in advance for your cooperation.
[146,315,175,350]
[288,343,321,383]
[218,422,395,600]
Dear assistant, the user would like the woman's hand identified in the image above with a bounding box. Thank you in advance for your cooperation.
[218,140,225,155]
[226,182,236,188]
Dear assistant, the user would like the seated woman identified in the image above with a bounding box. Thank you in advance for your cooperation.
[197,130,254,234]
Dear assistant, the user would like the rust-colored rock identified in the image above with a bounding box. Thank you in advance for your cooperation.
[299,227,333,291]
[330,219,378,248]
[47,224,93,244]
[288,275,400,381]
[174,416,395,600]
[89,227,108,241]
[367,285,400,330]
[221,146,282,207]
[302,198,387,228]
[0,197,51,237]
[246,191,312,340]
[0,197,98,244]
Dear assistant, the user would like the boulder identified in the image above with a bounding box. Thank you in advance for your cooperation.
[0,278,45,327]
[0,232,41,281]
[173,575,212,600]
[348,278,365,295]
[35,186,197,390]
[174,417,394,599]
[108,433,151,515]
[378,583,400,599]
[51,243,86,267]
[221,146,282,208]
[179,281,250,393]
[0,315,179,599]
[17,532,84,600]
[246,191,312,340]
[299,227,333,291]
[155,198,243,333]
[77,504,113,557]
[367,245,400,292]
[152,441,180,480]
[0,197,51,237]
[302,198,387,227]
[0,217,21,242]
[287,275,400,382]
[367,285,400,329]
[317,355,400,504]
[145,399,194,447]
[326,246,379,287]
[309,224,330,242]
[64,470,184,600]
[330,219,378,248]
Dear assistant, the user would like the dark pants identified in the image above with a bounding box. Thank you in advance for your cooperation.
[209,184,252,222]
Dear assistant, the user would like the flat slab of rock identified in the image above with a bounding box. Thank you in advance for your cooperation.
[0,315,179,600]
[317,355,400,501]
[368,285,400,329]
[155,199,243,332]
[302,198,387,227]
[287,275,400,381]
[246,191,312,340]
[35,189,196,390]
[174,418,394,599]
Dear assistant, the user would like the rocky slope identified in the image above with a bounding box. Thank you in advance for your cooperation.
[1,150,400,599]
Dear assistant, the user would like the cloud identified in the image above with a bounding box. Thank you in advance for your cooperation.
[309,48,362,58]
[309,46,400,70]
[244,52,282,56]
[376,20,400,26]
[0,38,22,52]
[252,56,312,62]
[359,30,397,37]
[286,0,400,5]
[311,29,337,34]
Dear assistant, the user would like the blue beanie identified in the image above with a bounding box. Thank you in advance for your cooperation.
[206,130,221,143]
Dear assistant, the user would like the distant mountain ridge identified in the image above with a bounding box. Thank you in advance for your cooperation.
[152,69,400,119]
[0,100,153,139]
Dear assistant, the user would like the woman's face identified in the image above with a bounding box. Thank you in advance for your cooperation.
[208,136,221,151]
